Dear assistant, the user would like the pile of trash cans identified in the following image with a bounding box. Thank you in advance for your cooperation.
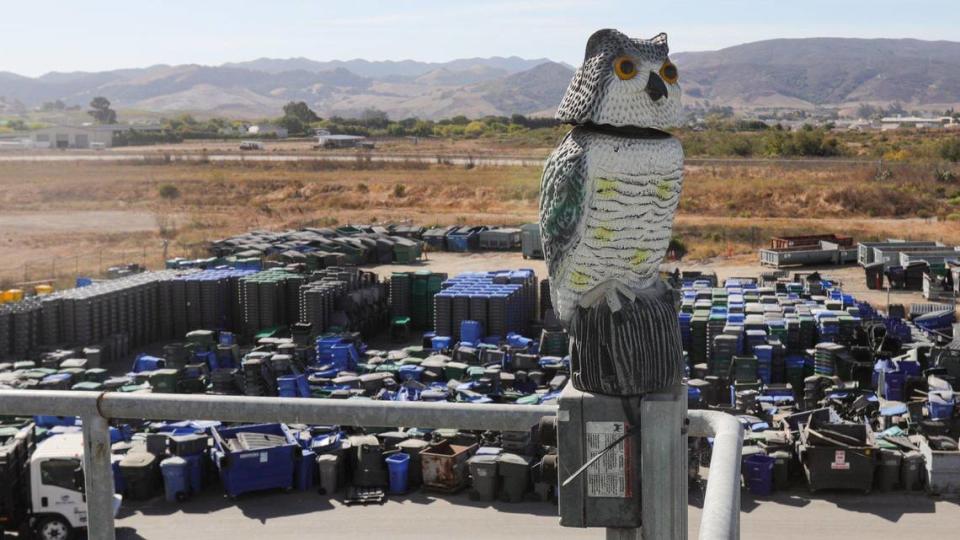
[681,272,960,496]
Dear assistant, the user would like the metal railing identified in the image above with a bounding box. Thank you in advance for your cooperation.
[0,390,741,540]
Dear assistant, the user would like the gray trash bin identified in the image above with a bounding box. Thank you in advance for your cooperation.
[316,454,339,495]
[468,455,499,501]
[900,450,924,491]
[497,453,533,502]
[877,448,902,491]
[769,450,791,491]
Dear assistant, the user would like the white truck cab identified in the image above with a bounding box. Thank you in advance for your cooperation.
[28,433,121,540]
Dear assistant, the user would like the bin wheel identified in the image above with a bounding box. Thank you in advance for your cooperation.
[176,491,189,502]
[35,516,73,540]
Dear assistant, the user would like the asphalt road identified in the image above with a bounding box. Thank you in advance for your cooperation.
[112,486,960,539]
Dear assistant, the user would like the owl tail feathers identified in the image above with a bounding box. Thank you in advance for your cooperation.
[569,279,684,397]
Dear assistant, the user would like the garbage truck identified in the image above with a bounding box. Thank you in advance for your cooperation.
[1,424,122,540]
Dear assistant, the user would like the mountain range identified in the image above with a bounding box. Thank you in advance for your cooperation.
[1,38,959,120]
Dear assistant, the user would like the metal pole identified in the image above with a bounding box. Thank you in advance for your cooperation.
[688,410,743,540]
[80,415,116,540]
[96,392,555,432]
[607,528,641,540]
[0,390,555,433]
[640,385,687,540]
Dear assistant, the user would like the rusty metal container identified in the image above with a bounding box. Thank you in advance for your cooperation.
[420,440,478,492]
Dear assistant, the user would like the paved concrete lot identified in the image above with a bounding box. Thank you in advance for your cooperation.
[113,487,960,539]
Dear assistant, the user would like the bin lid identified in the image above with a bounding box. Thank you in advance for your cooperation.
[468,454,498,468]
[160,456,187,468]
[397,438,430,451]
[120,452,157,468]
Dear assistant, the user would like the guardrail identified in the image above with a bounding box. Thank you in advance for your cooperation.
[0,390,741,540]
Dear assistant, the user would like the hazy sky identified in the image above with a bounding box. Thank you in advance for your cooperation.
[1,0,956,76]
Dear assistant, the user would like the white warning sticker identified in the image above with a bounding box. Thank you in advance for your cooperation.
[585,421,632,498]
[831,450,849,470]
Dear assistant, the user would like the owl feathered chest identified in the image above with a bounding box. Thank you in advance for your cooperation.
[547,131,683,319]
[575,132,683,256]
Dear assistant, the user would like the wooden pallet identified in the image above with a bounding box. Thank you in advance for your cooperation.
[343,486,386,506]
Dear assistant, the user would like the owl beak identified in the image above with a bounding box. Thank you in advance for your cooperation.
[645,71,668,102]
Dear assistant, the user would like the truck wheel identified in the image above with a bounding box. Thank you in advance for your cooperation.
[35,516,72,540]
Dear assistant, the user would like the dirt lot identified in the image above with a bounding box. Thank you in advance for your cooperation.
[1,150,957,290]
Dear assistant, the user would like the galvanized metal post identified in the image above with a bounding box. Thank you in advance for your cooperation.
[688,410,743,540]
[80,414,116,540]
[640,385,687,540]
[607,528,641,540]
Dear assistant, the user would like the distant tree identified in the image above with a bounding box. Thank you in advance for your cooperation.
[282,101,319,124]
[87,97,117,124]
[277,115,307,135]
[885,102,906,116]
[41,99,66,112]
[359,108,389,129]
[856,103,879,119]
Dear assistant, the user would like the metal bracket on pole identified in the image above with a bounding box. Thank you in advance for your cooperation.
[640,385,688,540]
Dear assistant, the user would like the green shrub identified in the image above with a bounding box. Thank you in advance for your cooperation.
[941,138,960,162]
[158,184,180,199]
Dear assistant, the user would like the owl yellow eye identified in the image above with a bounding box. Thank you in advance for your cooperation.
[660,60,678,84]
[613,56,637,80]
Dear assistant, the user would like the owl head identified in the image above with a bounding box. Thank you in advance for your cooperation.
[556,29,682,130]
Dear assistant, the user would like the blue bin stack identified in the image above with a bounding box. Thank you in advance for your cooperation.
[278,373,310,398]
[432,270,537,342]
[754,345,773,385]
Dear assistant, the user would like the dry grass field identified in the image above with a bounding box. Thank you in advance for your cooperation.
[1,153,958,286]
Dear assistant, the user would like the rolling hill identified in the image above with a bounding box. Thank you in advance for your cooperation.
[674,38,960,110]
[1,38,958,120]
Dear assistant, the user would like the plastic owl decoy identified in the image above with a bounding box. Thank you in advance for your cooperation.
[539,29,685,396]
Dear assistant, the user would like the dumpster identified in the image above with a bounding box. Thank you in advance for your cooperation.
[211,423,299,498]
[798,423,876,494]
[919,436,960,495]
[421,440,477,492]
